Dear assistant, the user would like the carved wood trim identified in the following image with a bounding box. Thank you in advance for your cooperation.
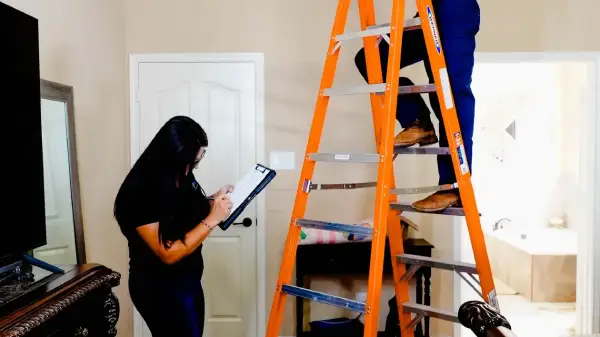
[0,271,120,337]
[104,291,119,337]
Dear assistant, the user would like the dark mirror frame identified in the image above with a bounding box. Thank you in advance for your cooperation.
[40,79,86,264]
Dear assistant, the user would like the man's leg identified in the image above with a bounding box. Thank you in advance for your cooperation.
[412,3,480,212]
[384,295,424,337]
[354,24,437,146]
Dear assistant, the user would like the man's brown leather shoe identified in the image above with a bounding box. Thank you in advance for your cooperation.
[394,121,438,147]
[412,191,460,212]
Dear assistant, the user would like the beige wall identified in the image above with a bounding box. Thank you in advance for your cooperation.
[125,1,600,336]
[123,1,440,336]
[5,0,600,336]
[0,0,131,336]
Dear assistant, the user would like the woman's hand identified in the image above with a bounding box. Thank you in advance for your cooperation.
[213,184,234,197]
[207,190,233,224]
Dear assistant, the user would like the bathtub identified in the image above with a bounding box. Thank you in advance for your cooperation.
[484,227,577,302]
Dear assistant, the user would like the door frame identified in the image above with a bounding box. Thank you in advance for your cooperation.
[129,53,266,337]
[453,52,600,336]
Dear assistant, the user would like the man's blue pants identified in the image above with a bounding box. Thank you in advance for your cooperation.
[355,0,480,185]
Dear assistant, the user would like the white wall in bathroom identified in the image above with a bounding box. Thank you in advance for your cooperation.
[556,62,590,233]
[456,61,570,336]
[469,62,570,233]
[455,54,600,337]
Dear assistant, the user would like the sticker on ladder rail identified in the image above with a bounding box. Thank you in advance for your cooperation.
[426,5,441,54]
[454,132,469,175]
[439,68,454,110]
[487,289,500,312]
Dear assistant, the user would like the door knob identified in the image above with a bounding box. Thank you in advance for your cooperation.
[233,217,253,227]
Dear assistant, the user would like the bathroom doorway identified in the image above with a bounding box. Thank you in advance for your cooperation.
[454,52,600,337]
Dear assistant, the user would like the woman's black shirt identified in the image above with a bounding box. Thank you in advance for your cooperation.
[117,173,210,279]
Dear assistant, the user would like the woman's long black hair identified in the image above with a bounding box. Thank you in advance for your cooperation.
[114,116,210,249]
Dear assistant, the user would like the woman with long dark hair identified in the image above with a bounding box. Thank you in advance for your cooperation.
[114,116,232,337]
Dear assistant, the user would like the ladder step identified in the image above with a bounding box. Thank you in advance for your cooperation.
[281,284,366,313]
[324,83,384,96]
[382,84,437,96]
[390,202,465,216]
[397,254,478,274]
[323,83,435,96]
[296,218,373,236]
[403,302,459,323]
[394,146,450,155]
[309,152,380,163]
[391,183,458,195]
[335,18,421,42]
[308,181,378,191]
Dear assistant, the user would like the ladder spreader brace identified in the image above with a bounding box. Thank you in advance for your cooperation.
[265,0,499,336]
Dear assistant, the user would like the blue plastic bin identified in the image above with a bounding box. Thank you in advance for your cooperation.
[309,317,364,337]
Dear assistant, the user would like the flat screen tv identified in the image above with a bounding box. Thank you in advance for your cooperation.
[0,2,47,258]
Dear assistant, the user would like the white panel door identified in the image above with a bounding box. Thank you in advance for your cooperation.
[134,60,258,337]
[34,99,77,265]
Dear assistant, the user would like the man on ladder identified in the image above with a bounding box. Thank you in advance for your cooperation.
[355,0,481,213]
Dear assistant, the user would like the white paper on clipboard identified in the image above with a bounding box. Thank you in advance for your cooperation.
[226,165,271,218]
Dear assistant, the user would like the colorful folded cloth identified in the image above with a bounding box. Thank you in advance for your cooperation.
[298,216,419,245]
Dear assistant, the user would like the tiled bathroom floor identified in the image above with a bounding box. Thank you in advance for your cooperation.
[498,294,576,337]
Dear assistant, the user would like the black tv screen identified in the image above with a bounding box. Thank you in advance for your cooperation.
[0,2,47,257]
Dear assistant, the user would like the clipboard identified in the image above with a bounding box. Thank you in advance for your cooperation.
[219,164,277,230]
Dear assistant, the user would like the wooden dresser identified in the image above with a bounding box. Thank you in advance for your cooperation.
[0,264,121,337]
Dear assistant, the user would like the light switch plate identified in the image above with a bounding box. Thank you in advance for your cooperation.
[269,151,295,170]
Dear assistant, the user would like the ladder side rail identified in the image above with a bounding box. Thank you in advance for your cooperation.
[362,0,409,336]
[415,0,497,306]
[355,2,406,337]
[356,0,385,146]
[381,2,416,335]
[264,1,352,336]
[355,2,414,337]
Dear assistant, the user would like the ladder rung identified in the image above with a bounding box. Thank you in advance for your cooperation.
[391,183,458,195]
[281,284,366,313]
[397,254,478,274]
[324,83,384,96]
[323,83,435,96]
[390,84,437,95]
[309,181,378,191]
[296,218,373,236]
[309,152,380,163]
[335,18,421,42]
[403,302,459,323]
[390,202,465,216]
[394,146,450,155]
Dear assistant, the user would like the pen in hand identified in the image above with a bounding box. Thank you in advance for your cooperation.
[208,189,232,201]
[208,191,230,201]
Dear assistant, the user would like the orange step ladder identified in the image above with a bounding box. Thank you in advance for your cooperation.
[265,0,499,336]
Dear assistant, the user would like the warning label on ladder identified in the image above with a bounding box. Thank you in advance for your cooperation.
[439,68,454,110]
[426,6,441,54]
[454,132,470,175]
[488,289,500,312]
